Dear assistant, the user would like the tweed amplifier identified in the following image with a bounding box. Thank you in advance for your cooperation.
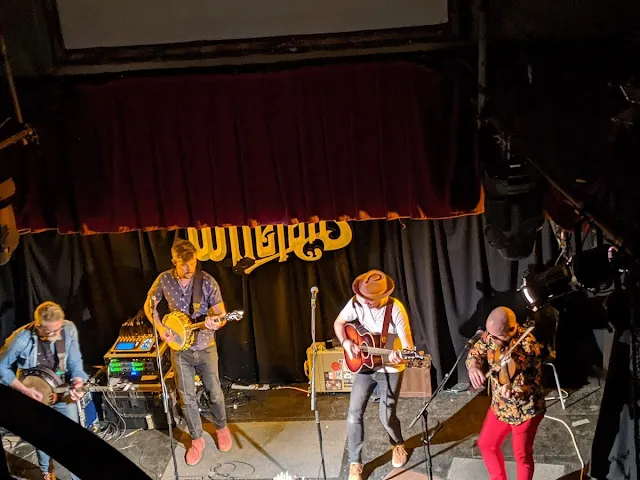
[304,342,353,393]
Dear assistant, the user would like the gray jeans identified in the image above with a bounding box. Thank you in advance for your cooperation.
[347,370,404,464]
[172,345,227,439]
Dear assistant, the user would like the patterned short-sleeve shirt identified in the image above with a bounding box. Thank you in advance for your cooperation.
[466,326,555,425]
[147,269,223,351]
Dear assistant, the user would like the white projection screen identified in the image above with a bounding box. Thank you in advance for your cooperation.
[54,0,449,50]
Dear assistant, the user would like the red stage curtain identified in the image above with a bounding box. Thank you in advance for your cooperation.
[7,61,481,233]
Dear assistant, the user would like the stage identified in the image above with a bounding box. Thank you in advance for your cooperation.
[3,377,601,480]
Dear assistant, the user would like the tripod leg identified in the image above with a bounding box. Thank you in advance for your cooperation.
[422,413,434,480]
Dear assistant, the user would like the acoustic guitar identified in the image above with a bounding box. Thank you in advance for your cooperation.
[19,366,135,406]
[343,323,424,373]
[162,309,244,351]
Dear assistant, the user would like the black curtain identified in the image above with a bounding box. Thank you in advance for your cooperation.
[0,216,598,385]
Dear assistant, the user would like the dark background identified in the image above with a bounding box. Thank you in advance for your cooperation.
[0,216,604,386]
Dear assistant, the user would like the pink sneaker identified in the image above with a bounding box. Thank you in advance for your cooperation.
[185,436,205,465]
[216,426,232,452]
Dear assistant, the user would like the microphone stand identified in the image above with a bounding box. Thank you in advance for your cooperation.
[409,333,481,480]
[310,287,327,480]
[150,300,180,480]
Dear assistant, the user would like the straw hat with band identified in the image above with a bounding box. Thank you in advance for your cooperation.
[352,270,395,301]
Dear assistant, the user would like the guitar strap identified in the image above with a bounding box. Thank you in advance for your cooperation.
[351,296,395,346]
[188,268,207,345]
[380,299,394,347]
[55,329,67,378]
[190,268,206,317]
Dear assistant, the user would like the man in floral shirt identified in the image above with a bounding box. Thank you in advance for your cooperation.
[466,306,554,480]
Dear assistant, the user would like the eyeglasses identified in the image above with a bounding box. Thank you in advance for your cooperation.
[36,325,63,337]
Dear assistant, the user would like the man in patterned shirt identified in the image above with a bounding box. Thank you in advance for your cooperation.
[466,306,553,480]
[144,239,231,465]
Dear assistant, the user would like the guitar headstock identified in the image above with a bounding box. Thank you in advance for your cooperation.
[400,349,425,360]
[225,310,244,322]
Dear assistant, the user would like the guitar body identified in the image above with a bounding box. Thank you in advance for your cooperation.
[343,323,384,374]
[162,309,244,351]
[19,366,64,405]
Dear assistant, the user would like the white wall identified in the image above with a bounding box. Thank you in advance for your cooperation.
[55,0,448,49]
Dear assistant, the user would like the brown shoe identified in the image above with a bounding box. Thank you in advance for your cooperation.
[216,426,233,452]
[185,436,206,466]
[348,462,363,480]
[392,444,408,468]
[43,473,56,480]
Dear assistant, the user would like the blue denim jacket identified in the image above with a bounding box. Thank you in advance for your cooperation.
[0,320,88,386]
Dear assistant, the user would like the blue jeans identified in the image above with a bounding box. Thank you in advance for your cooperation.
[37,401,80,480]
[172,345,227,439]
[347,370,404,464]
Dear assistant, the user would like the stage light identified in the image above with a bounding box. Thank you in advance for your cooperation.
[520,264,573,309]
[520,245,621,309]
[572,245,614,290]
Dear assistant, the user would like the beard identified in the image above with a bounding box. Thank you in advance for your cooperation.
[41,334,62,342]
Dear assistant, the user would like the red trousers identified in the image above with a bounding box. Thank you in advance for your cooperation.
[477,409,544,480]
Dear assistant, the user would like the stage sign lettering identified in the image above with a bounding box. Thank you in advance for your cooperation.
[187,221,352,274]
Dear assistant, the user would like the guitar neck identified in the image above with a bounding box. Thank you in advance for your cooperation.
[188,321,207,331]
[361,346,394,356]
[52,386,115,394]
[186,311,242,331]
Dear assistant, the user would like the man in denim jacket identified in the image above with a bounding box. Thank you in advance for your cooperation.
[0,301,88,480]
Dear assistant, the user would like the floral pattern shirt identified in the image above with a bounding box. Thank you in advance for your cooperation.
[465,326,555,425]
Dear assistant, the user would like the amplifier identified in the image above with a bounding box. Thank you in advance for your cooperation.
[102,390,170,430]
[101,369,177,430]
[104,337,171,383]
[304,342,353,393]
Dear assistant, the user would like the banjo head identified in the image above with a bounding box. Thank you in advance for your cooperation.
[162,311,192,351]
[20,368,62,405]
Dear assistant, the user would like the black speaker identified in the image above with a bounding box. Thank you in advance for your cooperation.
[482,163,544,260]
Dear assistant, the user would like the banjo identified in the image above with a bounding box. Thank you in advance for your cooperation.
[162,309,244,351]
[19,366,135,406]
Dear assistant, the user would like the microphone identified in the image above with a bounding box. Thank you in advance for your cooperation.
[467,327,484,345]
[311,286,319,306]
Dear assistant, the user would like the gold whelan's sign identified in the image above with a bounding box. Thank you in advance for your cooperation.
[187,221,353,274]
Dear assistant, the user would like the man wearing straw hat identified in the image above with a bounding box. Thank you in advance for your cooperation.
[334,270,414,480]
